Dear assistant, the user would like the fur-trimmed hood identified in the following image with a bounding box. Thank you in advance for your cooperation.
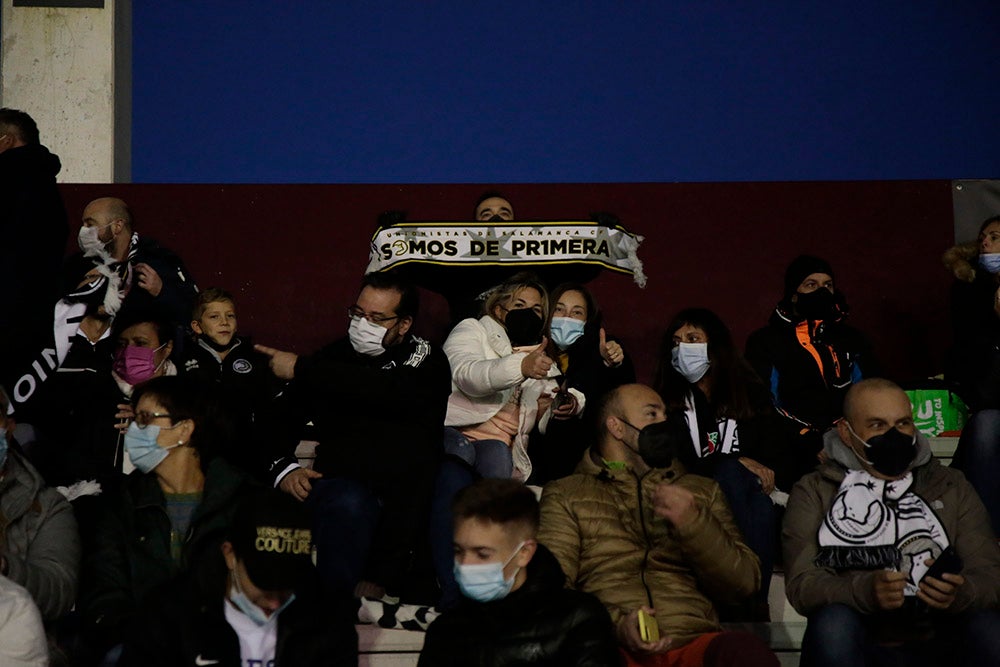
[943,240,980,283]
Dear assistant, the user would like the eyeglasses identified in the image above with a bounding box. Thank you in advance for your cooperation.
[134,411,183,429]
[347,307,399,325]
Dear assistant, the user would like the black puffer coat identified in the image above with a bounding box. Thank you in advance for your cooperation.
[418,544,622,666]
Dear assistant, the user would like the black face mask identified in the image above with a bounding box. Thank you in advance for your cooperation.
[795,288,836,321]
[485,214,505,222]
[504,308,544,347]
[851,425,917,477]
[621,415,691,469]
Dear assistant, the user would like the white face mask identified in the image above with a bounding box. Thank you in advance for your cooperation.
[671,342,710,383]
[348,316,387,356]
[78,225,111,257]
[229,567,295,626]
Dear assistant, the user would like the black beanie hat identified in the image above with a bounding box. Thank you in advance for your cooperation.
[784,255,834,297]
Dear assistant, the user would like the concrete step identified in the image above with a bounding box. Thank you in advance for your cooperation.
[356,572,807,666]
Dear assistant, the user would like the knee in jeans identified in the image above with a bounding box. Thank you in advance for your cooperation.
[443,428,477,465]
[312,480,376,518]
[807,603,865,639]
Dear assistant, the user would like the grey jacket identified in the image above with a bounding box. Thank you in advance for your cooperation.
[0,450,80,619]
[783,430,1000,616]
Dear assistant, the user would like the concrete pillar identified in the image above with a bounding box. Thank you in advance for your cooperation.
[0,0,130,182]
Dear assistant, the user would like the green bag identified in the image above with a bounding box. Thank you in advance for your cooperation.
[905,388,968,437]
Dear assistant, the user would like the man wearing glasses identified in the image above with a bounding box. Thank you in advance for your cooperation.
[256,271,451,603]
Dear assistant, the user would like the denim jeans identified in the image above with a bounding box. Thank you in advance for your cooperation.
[801,603,1000,667]
[442,426,513,478]
[952,408,1000,535]
[308,477,381,596]
[430,428,513,608]
[711,458,776,599]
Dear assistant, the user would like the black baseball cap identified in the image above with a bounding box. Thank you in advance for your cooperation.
[229,489,315,591]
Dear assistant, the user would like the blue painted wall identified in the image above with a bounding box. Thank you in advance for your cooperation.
[133,1,1000,183]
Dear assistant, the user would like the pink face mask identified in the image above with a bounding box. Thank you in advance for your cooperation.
[113,343,167,386]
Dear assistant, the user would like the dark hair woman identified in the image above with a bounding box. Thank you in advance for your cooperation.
[528,282,635,484]
[654,307,790,620]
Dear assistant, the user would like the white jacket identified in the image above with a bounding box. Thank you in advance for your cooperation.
[0,576,48,666]
[443,316,583,480]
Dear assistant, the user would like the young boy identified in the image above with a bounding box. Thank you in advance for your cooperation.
[419,478,621,666]
[185,288,291,479]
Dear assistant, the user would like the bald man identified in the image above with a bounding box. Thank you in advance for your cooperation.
[65,196,197,338]
[26,198,197,484]
[783,378,1000,667]
[539,384,777,667]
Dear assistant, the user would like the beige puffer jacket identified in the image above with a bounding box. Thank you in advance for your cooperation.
[538,451,760,648]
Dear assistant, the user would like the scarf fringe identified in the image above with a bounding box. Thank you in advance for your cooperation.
[816,545,901,570]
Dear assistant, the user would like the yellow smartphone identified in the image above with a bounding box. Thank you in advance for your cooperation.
[638,609,660,643]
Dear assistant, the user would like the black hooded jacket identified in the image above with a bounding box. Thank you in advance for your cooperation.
[745,301,877,430]
[0,143,68,394]
[418,544,622,666]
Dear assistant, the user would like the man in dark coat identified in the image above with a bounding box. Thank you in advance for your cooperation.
[745,255,878,486]
[0,108,68,410]
[257,271,451,601]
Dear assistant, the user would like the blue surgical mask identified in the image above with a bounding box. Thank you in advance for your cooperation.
[123,422,182,474]
[453,541,525,602]
[0,430,8,470]
[229,568,296,626]
[980,253,1000,274]
[549,317,586,350]
[671,342,710,383]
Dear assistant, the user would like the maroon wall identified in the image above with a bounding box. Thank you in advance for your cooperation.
[59,182,954,385]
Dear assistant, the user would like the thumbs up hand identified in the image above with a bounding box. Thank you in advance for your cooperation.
[520,336,554,379]
[599,328,624,367]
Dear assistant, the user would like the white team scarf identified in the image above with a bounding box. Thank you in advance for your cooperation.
[54,234,142,367]
[817,469,950,596]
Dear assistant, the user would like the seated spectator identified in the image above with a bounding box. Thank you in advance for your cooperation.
[943,214,1000,534]
[783,379,1000,667]
[653,308,790,619]
[745,254,877,486]
[111,308,180,400]
[419,478,620,666]
[528,282,635,485]
[184,288,292,480]
[442,271,581,482]
[120,489,356,666]
[0,575,48,667]
[256,271,450,602]
[30,308,178,489]
[539,384,777,667]
[0,385,79,622]
[77,375,250,661]
[431,272,582,608]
